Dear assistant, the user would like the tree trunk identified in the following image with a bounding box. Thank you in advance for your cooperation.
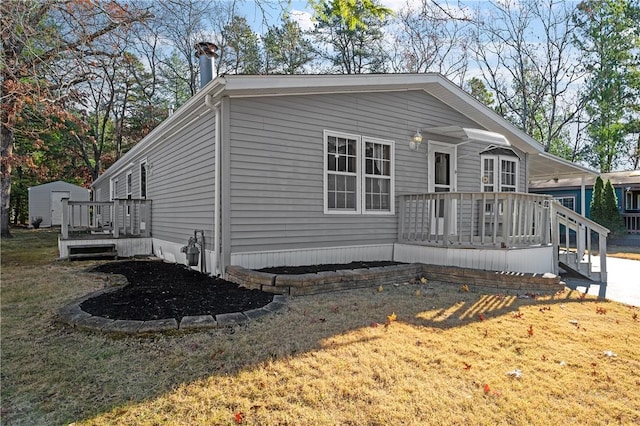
[1,122,14,238]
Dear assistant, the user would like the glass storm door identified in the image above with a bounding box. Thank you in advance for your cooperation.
[428,142,457,235]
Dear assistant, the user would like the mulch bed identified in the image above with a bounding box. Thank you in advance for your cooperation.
[81,260,274,321]
[258,261,404,275]
[80,260,404,322]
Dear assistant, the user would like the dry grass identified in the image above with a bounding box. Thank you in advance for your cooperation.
[1,230,639,425]
[608,245,640,261]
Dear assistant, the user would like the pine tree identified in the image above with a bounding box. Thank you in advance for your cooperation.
[590,175,604,223]
[602,179,624,234]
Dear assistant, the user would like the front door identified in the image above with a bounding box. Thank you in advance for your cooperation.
[428,142,457,235]
[51,191,70,226]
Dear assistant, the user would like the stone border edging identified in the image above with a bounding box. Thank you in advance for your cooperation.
[226,263,564,296]
[59,262,563,334]
[57,274,288,335]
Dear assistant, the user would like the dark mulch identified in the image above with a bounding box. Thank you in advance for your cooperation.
[80,260,274,321]
[80,259,404,322]
[258,261,405,275]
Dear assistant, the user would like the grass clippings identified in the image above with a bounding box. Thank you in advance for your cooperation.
[1,229,639,425]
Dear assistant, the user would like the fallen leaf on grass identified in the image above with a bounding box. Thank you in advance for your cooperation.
[596,307,607,315]
[512,311,524,319]
[463,362,472,370]
[483,383,491,394]
[384,312,397,328]
[478,313,486,321]
[633,312,638,321]
[527,325,534,337]
[461,284,469,292]
[234,412,244,424]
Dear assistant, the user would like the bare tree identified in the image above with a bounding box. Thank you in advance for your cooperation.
[388,0,472,85]
[471,0,585,155]
[0,0,149,237]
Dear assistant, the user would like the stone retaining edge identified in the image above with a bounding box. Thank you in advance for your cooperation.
[57,278,289,335]
[226,263,563,296]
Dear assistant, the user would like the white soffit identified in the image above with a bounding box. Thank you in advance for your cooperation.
[422,126,510,147]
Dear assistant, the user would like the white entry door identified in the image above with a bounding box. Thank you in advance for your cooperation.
[428,142,457,235]
[50,191,70,226]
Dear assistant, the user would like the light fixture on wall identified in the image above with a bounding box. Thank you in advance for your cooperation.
[409,130,423,151]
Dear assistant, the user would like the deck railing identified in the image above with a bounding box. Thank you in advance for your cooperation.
[550,201,608,282]
[61,199,152,239]
[398,192,609,281]
[622,212,640,234]
[398,192,551,248]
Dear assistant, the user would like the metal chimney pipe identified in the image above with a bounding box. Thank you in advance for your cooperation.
[194,42,219,88]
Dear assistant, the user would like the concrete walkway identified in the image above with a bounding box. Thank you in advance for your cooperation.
[564,256,640,307]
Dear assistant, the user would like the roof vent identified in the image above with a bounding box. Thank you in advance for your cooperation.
[195,42,219,88]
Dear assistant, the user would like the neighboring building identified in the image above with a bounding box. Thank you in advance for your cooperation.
[60,73,605,279]
[28,181,89,228]
[530,170,640,234]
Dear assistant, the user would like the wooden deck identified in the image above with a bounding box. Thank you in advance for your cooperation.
[58,199,153,259]
[398,192,609,281]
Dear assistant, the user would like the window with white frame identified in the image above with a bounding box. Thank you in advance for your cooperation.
[126,171,132,216]
[480,149,519,192]
[324,130,394,214]
[480,148,519,214]
[140,160,147,199]
[110,178,118,201]
[555,196,575,211]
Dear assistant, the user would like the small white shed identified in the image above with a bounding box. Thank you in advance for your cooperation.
[28,181,90,228]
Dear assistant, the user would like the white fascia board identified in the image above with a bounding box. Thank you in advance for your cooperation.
[537,152,597,176]
[221,73,444,97]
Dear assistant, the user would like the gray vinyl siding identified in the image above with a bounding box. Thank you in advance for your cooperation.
[228,90,480,254]
[92,109,216,249]
[146,110,216,250]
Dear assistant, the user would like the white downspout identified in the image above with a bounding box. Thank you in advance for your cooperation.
[206,94,222,276]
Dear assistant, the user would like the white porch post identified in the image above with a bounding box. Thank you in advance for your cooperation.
[578,175,587,260]
[61,198,69,239]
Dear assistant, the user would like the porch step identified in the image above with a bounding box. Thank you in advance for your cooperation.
[559,252,602,282]
[68,244,118,260]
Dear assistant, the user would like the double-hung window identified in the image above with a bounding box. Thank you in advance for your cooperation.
[324,130,394,214]
[555,196,575,211]
[140,160,147,199]
[126,171,132,216]
[481,148,519,193]
[480,148,519,214]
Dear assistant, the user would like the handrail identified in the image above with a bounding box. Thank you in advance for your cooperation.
[398,192,552,248]
[61,199,152,239]
[550,200,608,282]
[622,212,640,234]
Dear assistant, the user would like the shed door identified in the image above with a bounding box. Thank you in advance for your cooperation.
[51,191,70,226]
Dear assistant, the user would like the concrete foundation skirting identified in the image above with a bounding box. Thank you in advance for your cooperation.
[226,263,564,296]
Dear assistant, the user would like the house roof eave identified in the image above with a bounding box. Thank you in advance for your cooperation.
[92,76,227,188]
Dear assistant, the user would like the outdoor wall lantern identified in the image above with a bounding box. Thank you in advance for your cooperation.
[409,130,423,151]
